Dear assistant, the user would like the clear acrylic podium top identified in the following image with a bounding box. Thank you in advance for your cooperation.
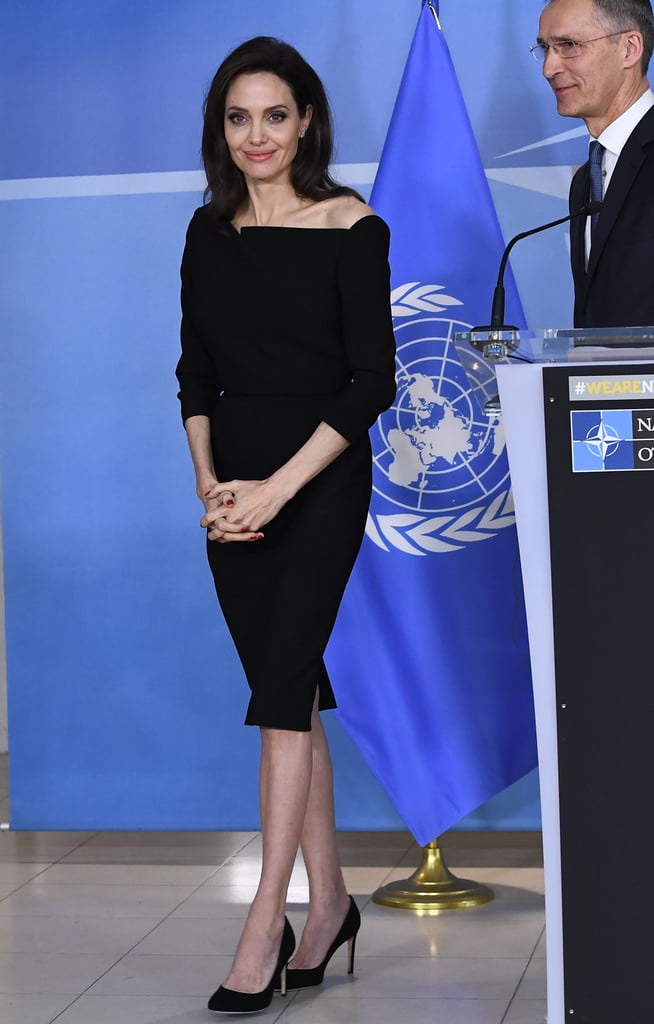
[454,327,654,413]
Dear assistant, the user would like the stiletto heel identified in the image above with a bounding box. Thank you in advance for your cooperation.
[285,895,360,990]
[278,960,288,997]
[346,931,357,974]
[208,917,295,1014]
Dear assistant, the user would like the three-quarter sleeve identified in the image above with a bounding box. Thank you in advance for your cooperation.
[175,214,221,423]
[321,215,397,442]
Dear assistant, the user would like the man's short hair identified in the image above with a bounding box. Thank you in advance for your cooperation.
[546,0,654,72]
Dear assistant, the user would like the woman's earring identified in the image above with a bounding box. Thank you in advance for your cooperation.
[299,131,305,139]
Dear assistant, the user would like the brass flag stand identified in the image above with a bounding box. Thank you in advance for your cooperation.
[372,838,493,912]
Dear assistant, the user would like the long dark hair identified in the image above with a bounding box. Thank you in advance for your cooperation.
[201,36,362,220]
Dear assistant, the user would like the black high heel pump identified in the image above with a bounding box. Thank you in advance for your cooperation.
[284,895,360,989]
[207,917,295,1014]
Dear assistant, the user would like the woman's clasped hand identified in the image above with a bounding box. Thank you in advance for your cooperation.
[200,479,286,541]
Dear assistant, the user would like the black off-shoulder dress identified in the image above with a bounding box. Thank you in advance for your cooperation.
[176,208,396,731]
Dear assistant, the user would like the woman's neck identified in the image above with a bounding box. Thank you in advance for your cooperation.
[237,182,311,227]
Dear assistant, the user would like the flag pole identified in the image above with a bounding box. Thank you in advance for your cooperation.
[372,837,493,911]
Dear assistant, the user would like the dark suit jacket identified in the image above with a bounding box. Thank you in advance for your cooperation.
[569,104,654,328]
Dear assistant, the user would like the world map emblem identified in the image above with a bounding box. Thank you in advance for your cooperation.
[367,283,516,555]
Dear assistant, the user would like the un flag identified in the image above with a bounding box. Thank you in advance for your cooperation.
[326,0,538,846]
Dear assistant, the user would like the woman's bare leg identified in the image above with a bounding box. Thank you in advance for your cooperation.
[222,726,312,993]
[290,699,350,969]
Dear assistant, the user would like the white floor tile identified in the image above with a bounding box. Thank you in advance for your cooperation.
[52,994,212,1023]
[282,992,510,1024]
[207,858,308,887]
[0,865,51,885]
[0,951,122,994]
[60,832,257,865]
[0,885,24,900]
[132,916,248,956]
[0,915,163,954]
[333,847,410,868]
[315,955,529,1000]
[342,866,396,891]
[68,831,257,848]
[513,957,547,1000]
[0,993,80,1024]
[503,998,547,1024]
[169,885,259,919]
[356,909,544,959]
[0,833,94,863]
[87,952,234,996]
[0,883,197,918]
[33,863,219,886]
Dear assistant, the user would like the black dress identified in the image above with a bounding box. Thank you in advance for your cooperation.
[176,207,396,731]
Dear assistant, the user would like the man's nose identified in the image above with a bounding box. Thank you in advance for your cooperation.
[543,46,564,78]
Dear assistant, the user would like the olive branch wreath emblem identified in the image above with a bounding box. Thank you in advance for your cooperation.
[367,282,516,555]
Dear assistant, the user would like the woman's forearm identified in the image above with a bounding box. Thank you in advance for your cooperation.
[184,414,218,497]
[269,421,349,504]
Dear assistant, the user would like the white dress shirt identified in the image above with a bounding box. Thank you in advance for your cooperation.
[585,88,654,261]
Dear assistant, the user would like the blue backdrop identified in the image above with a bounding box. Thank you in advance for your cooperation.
[0,0,589,830]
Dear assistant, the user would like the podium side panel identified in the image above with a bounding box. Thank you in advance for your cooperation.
[496,363,563,1024]
[543,363,654,1022]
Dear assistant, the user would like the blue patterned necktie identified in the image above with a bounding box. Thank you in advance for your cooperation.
[588,139,604,236]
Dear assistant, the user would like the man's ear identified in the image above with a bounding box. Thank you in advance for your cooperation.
[623,30,644,71]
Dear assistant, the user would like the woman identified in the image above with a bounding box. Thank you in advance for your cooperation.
[176,35,396,1015]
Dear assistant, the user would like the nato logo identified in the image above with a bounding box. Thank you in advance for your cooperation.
[570,409,654,472]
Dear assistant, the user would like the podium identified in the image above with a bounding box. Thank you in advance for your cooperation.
[455,328,654,1024]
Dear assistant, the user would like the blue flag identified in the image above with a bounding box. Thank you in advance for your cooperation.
[326,0,538,846]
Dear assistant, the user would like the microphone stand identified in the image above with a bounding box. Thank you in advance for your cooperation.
[471,201,602,344]
[468,201,602,410]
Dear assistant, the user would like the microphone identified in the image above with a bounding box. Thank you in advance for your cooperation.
[471,201,602,341]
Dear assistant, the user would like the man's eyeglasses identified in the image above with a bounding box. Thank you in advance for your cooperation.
[530,30,633,61]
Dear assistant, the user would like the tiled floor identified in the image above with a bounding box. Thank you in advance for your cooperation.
[0,754,546,1023]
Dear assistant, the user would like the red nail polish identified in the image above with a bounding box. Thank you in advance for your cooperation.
[240,526,249,533]
[204,491,212,497]
[226,499,235,506]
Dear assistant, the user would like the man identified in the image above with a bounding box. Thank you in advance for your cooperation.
[536,0,654,327]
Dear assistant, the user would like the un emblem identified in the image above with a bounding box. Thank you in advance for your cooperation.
[367,283,516,555]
